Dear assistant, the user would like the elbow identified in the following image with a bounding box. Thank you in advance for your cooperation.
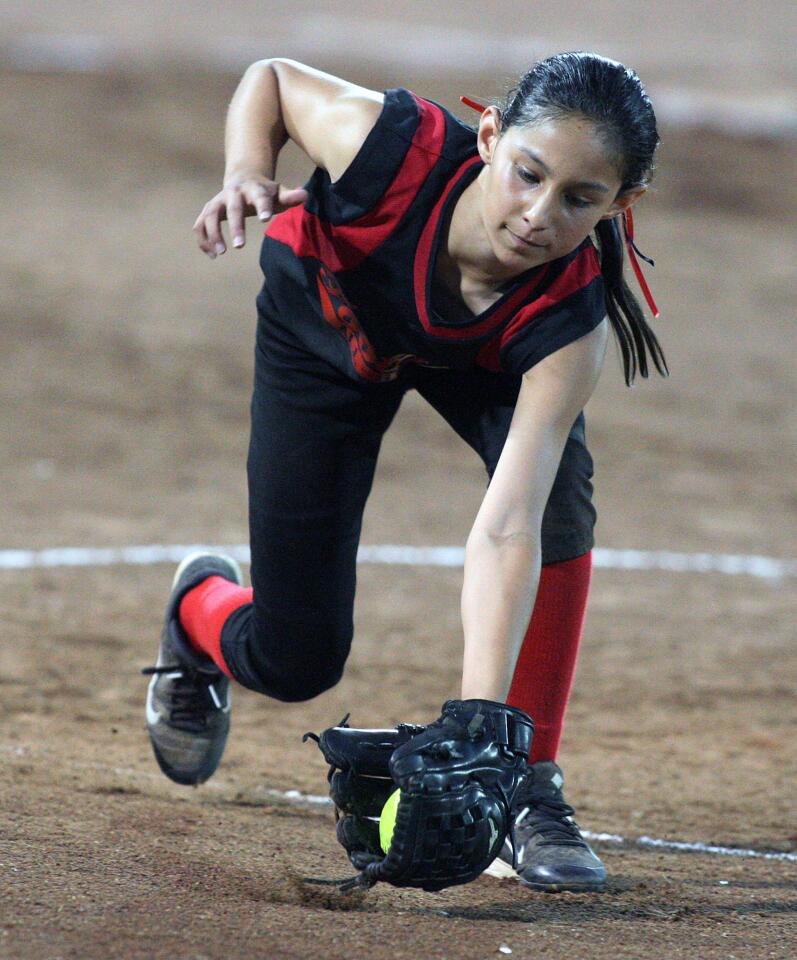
[247,58,287,80]
[489,528,540,548]
[464,525,541,583]
[244,57,291,83]
[249,57,300,75]
[470,503,543,548]
[467,523,541,552]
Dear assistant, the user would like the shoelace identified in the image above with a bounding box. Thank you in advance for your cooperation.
[515,795,587,848]
[141,663,221,731]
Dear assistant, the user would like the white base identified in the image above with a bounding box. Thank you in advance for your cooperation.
[482,856,518,880]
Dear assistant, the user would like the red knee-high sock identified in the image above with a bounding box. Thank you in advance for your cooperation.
[178,576,253,679]
[507,551,592,763]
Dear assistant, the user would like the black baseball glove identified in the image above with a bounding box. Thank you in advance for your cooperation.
[305,699,533,892]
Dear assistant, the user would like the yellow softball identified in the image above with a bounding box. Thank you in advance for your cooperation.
[379,788,401,853]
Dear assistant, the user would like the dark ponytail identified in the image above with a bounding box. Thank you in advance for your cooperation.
[594,217,668,384]
[501,51,669,386]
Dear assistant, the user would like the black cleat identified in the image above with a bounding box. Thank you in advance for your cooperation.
[485,760,607,892]
[142,551,243,786]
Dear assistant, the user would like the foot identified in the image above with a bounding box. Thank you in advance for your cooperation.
[142,551,243,786]
[484,760,607,892]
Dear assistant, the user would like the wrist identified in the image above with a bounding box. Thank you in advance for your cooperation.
[222,168,272,188]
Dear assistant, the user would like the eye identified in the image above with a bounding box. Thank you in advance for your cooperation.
[565,194,593,209]
[516,165,539,184]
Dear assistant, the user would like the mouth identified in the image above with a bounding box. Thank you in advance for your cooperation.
[505,227,547,250]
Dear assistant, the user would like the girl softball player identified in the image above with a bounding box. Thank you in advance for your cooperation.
[143,51,667,892]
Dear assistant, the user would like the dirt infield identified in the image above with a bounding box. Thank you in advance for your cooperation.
[1,66,795,959]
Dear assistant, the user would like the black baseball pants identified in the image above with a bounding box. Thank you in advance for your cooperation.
[219,307,596,700]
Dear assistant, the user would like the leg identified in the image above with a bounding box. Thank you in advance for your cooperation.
[506,551,592,761]
[185,309,405,702]
[508,413,594,761]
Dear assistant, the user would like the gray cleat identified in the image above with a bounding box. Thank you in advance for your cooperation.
[486,760,607,892]
[142,551,243,786]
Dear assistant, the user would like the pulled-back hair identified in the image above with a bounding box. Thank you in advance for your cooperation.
[502,51,668,385]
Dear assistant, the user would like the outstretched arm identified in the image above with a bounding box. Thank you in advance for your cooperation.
[194,59,384,257]
[460,320,609,701]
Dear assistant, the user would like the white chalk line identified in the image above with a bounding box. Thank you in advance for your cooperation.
[0,543,795,580]
[72,760,797,868]
[6,754,795,868]
[268,787,797,864]
[2,28,795,140]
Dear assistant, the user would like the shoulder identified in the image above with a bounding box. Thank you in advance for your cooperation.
[515,318,608,430]
[525,316,609,381]
[346,88,477,167]
[304,89,478,223]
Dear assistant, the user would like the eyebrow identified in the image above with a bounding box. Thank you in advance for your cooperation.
[518,147,611,193]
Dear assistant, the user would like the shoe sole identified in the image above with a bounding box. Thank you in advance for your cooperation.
[518,880,606,893]
[149,742,220,787]
[483,856,606,893]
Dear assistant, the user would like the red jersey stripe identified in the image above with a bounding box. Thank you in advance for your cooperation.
[412,155,550,341]
[265,95,446,271]
[475,245,602,372]
[498,244,602,348]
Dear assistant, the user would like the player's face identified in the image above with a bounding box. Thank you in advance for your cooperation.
[476,111,642,270]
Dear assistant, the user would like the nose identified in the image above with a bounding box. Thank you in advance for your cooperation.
[521,188,555,234]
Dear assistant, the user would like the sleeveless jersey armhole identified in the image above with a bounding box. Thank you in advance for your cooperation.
[303,88,422,224]
[497,241,607,376]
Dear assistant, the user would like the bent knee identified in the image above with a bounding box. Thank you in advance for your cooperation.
[243,637,349,702]
[265,665,345,703]
[221,607,352,701]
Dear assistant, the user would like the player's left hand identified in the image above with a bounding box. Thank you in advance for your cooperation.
[306,699,534,892]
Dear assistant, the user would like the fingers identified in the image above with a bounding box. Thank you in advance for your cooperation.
[277,185,309,209]
[193,199,228,259]
[264,186,309,220]
[226,191,246,249]
[193,180,308,259]
[254,181,279,226]
[251,183,307,223]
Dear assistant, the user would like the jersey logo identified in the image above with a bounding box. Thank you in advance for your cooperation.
[316,265,431,383]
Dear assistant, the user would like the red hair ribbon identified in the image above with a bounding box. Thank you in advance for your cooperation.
[460,95,487,113]
[621,208,660,318]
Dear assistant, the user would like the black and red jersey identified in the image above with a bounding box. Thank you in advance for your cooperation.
[257,88,606,383]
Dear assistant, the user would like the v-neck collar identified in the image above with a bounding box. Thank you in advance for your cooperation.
[413,154,550,340]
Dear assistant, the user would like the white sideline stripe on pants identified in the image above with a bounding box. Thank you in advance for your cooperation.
[0,543,795,579]
[269,788,797,863]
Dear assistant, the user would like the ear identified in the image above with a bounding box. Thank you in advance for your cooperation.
[476,106,502,165]
[599,186,647,221]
